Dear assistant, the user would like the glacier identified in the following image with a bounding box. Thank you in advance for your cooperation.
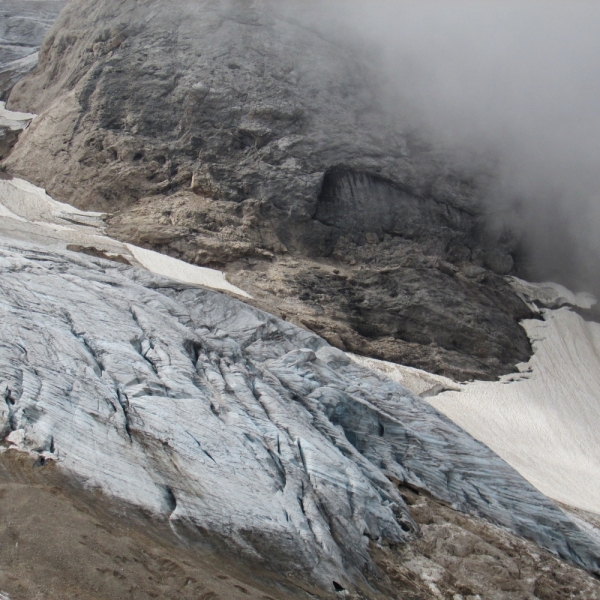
[0,237,599,590]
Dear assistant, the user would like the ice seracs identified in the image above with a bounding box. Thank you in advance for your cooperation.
[0,0,65,97]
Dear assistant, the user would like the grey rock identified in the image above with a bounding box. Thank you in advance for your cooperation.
[3,0,534,380]
[0,237,598,593]
[378,486,600,599]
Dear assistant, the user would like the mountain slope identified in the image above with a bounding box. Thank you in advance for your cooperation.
[3,0,535,380]
[2,2,600,597]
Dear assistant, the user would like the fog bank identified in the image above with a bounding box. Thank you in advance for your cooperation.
[291,0,600,293]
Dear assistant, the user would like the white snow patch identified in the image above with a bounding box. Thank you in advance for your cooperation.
[510,276,597,310]
[0,176,251,298]
[126,243,252,298]
[428,307,600,515]
[347,353,461,397]
[0,100,36,131]
[0,177,126,253]
[0,177,104,225]
[354,281,600,515]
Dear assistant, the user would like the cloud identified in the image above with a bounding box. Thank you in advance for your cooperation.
[288,0,600,293]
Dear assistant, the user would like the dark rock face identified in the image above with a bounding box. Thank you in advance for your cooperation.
[315,169,475,259]
[3,0,534,379]
[0,0,65,99]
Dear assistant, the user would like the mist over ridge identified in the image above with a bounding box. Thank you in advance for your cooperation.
[286,0,600,293]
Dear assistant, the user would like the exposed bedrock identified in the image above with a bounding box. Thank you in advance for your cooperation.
[3,0,533,379]
[0,239,599,594]
[314,169,475,259]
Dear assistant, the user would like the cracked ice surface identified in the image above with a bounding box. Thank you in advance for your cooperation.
[0,239,599,586]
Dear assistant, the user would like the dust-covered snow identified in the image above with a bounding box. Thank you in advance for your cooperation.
[347,353,461,397]
[428,306,600,515]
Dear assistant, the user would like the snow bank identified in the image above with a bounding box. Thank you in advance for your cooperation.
[0,175,251,299]
[0,101,36,131]
[0,177,129,254]
[0,177,104,225]
[510,276,597,310]
[126,243,251,298]
[347,353,461,397]
[429,307,600,515]
[356,282,600,515]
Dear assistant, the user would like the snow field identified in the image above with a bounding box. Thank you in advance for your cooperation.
[428,308,600,515]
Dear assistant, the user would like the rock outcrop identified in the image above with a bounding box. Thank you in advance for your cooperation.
[0,237,598,595]
[3,0,536,380]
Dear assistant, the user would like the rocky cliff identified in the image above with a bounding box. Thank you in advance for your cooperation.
[3,0,536,380]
